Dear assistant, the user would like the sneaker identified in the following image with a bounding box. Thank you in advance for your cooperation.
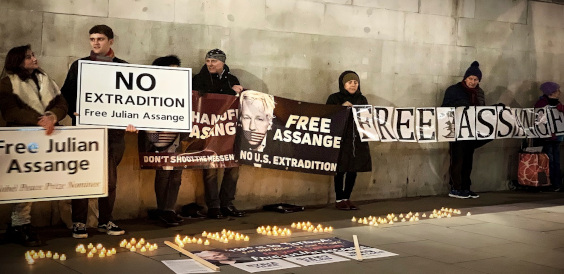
[159,211,180,226]
[97,221,125,236]
[448,189,470,199]
[467,190,480,198]
[72,222,88,239]
[6,224,41,247]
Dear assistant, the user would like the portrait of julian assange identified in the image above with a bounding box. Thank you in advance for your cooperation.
[239,90,275,152]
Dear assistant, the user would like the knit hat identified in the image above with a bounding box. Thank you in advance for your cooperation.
[205,49,226,63]
[342,72,360,86]
[540,82,561,96]
[463,61,482,81]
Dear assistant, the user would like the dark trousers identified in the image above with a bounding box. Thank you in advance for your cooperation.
[334,171,357,200]
[449,141,477,191]
[155,169,182,211]
[543,141,561,188]
[72,130,125,224]
[203,167,239,209]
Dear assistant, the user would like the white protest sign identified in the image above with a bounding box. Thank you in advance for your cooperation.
[475,106,497,140]
[77,61,192,132]
[334,247,397,260]
[0,127,107,204]
[496,107,515,139]
[436,107,456,142]
[512,108,527,138]
[394,108,416,142]
[352,105,379,142]
[232,259,299,273]
[455,106,476,141]
[517,108,538,138]
[373,106,397,142]
[534,107,552,138]
[547,106,564,136]
[416,108,437,142]
[284,253,349,266]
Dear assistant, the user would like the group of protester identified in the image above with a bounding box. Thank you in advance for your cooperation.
[0,24,561,248]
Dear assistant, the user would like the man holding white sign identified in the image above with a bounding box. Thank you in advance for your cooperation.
[61,25,132,238]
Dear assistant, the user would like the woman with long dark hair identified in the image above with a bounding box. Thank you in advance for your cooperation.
[0,45,68,246]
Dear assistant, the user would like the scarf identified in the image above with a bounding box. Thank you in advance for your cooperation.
[89,48,115,62]
[461,81,479,105]
[8,71,61,115]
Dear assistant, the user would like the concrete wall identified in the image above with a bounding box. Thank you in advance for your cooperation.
[0,0,563,227]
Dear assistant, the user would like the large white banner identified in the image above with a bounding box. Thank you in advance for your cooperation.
[77,61,192,132]
[0,127,107,204]
[352,105,564,143]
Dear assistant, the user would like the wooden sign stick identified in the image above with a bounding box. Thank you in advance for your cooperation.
[164,241,220,271]
[352,235,363,261]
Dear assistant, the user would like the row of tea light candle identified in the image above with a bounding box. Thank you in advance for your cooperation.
[25,250,65,264]
[76,243,117,258]
[290,222,333,233]
[119,238,158,252]
[351,208,470,226]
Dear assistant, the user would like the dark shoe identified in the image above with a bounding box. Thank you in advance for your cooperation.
[207,208,225,219]
[335,200,349,210]
[159,211,180,226]
[448,189,470,199]
[174,213,184,223]
[72,222,88,239]
[181,203,206,218]
[7,224,41,247]
[221,206,246,217]
[467,190,480,198]
[97,221,125,236]
[346,200,359,210]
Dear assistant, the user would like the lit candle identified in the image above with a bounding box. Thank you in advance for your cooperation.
[202,231,207,237]
[87,252,93,258]
[111,248,116,254]
[120,240,127,247]
[186,238,192,244]
[399,214,404,218]
[401,218,406,222]
[140,246,147,252]
[204,240,210,246]
[266,231,272,236]
[149,246,154,251]
[126,243,132,249]
[266,226,271,231]
[389,220,394,224]
[415,212,419,217]
[96,243,103,250]
[136,243,142,249]
[328,226,333,232]
[101,248,106,254]
[130,246,136,252]
[362,219,368,225]
[393,217,398,221]
[53,253,59,260]
[91,248,97,254]
[422,213,427,218]
[80,249,86,254]
[27,258,35,265]
[256,227,261,233]
[99,252,105,258]
[131,238,137,244]
[191,237,197,243]
[357,219,363,224]
[244,235,250,241]
[467,212,471,216]
[38,250,45,258]
[139,238,145,245]
[228,234,234,240]
[297,223,302,229]
[32,253,39,259]
[46,251,52,258]
[235,235,240,240]
[273,231,278,236]
[281,232,286,236]
[106,250,112,256]
[145,243,151,248]
[291,222,296,228]
[197,238,203,244]
[87,243,93,249]
[153,244,158,250]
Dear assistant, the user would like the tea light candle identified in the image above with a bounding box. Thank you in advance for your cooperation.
[106,250,112,256]
[266,231,272,236]
[131,238,137,244]
[99,252,105,258]
[91,248,97,254]
[87,252,93,258]
[46,251,52,258]
[80,249,86,254]
[136,243,142,249]
[467,212,471,216]
[153,244,158,249]
[87,243,94,249]
[149,246,154,251]
[27,258,35,265]
[297,223,302,229]
[401,218,406,222]
[126,243,132,249]
[422,213,427,217]
[139,238,145,245]
[120,240,127,247]
[53,253,60,260]
[204,240,210,246]
[96,243,103,250]
[58,254,65,260]
[197,238,203,244]
[140,246,147,252]
[130,246,136,252]
[145,243,151,248]
[39,250,45,258]
[191,237,197,242]
[202,231,207,237]
[101,248,106,253]
[389,220,394,224]
[111,248,116,254]
[32,253,39,259]
[291,222,296,228]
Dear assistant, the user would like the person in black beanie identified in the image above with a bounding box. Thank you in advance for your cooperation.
[192,49,245,219]
[534,81,563,191]
[441,61,485,199]
[326,71,372,210]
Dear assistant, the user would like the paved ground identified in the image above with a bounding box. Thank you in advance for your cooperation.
[2,190,564,273]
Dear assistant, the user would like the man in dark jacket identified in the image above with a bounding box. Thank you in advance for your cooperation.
[192,49,245,219]
[61,25,131,238]
[441,61,485,199]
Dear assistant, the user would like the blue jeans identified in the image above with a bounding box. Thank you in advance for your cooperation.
[543,141,561,188]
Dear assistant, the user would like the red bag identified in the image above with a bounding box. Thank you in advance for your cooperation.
[517,153,551,187]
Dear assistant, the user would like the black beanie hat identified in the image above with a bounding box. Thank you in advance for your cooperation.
[463,61,482,81]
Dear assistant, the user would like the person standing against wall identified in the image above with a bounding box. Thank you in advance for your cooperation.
[139,55,185,226]
[441,61,485,199]
[0,45,68,246]
[192,49,246,219]
[326,71,372,210]
[534,82,563,192]
[61,25,135,238]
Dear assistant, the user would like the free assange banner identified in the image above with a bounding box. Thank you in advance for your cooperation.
[77,61,192,132]
[0,127,107,204]
[138,91,239,169]
[237,91,348,175]
[352,105,564,142]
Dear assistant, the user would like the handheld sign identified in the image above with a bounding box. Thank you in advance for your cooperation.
[77,61,192,132]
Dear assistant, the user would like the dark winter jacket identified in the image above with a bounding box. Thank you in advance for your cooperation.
[60,56,127,125]
[326,71,372,173]
[441,82,485,107]
[192,64,240,95]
